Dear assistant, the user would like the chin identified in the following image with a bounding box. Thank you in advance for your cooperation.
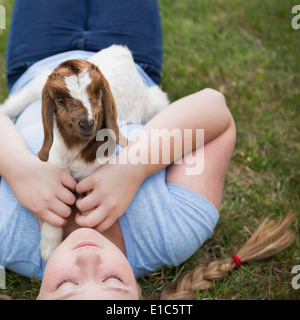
[70,228,101,238]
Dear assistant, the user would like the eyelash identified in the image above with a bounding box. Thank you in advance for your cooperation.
[102,274,124,283]
[56,274,124,289]
[56,278,78,289]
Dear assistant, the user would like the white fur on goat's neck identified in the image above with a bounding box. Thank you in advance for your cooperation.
[48,120,100,181]
[64,67,93,120]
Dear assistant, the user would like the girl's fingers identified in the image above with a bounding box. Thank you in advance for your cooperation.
[60,171,77,192]
[75,206,105,228]
[76,176,94,194]
[95,217,115,233]
[57,186,76,206]
[76,192,99,212]
[43,210,67,227]
[50,199,72,219]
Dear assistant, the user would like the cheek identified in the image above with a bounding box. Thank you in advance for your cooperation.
[43,247,69,275]
[56,108,72,126]
[103,248,135,280]
[56,104,69,116]
[41,256,66,292]
[41,245,76,290]
[94,106,104,127]
[43,239,75,278]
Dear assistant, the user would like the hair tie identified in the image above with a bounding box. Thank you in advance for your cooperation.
[232,254,242,268]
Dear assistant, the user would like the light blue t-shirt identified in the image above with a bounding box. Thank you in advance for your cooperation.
[0,51,219,279]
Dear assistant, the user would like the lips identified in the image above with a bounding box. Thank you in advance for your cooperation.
[73,241,100,250]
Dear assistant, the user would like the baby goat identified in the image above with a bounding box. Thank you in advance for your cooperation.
[0,45,169,261]
[38,59,129,261]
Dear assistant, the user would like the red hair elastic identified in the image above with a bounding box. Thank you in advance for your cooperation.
[232,254,242,268]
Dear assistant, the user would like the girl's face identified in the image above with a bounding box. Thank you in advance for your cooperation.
[38,228,140,300]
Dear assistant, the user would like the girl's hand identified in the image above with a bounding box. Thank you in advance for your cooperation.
[75,161,145,232]
[6,152,77,227]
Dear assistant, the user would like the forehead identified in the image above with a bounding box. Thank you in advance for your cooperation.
[64,67,92,99]
[48,60,101,93]
[50,60,101,84]
[54,60,93,76]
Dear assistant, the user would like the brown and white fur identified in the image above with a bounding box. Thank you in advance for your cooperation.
[0,45,169,261]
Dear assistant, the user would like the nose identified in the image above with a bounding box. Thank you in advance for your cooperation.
[78,120,95,131]
[76,252,101,279]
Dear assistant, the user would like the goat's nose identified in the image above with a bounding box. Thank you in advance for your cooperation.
[78,120,95,130]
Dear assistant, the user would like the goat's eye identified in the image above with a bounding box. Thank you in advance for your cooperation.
[55,97,63,103]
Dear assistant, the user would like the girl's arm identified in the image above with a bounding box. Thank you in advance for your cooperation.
[75,88,234,231]
[0,113,77,227]
[119,88,233,178]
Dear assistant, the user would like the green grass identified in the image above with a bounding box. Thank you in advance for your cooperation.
[0,0,299,300]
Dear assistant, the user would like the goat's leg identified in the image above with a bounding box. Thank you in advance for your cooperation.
[40,222,63,261]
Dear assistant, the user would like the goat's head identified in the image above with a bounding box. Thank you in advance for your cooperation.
[38,59,128,161]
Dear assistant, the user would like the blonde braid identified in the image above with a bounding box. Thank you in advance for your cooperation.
[155,214,297,300]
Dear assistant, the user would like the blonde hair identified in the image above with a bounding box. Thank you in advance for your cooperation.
[151,214,297,300]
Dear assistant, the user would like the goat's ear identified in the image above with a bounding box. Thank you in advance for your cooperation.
[38,83,55,162]
[102,77,128,147]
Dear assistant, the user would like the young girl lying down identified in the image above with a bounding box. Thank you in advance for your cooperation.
[1,80,294,300]
[0,65,236,298]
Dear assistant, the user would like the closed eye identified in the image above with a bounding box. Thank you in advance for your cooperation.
[56,278,78,289]
[55,274,124,289]
[102,274,124,283]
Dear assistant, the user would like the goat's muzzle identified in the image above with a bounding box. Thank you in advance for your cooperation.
[77,119,96,137]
